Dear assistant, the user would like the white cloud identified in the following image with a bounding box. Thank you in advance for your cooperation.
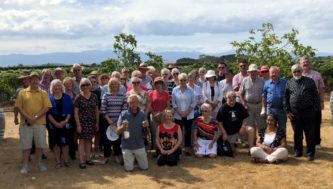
[0,0,332,55]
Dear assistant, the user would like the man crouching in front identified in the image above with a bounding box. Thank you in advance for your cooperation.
[117,94,149,171]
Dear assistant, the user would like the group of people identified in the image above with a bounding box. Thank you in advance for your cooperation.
[13,55,325,174]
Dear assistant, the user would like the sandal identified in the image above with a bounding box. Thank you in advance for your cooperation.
[86,160,95,166]
[79,163,86,169]
[55,162,62,169]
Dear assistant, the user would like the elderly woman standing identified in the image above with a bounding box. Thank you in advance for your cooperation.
[197,67,206,87]
[127,77,151,113]
[172,73,196,155]
[156,108,182,166]
[202,70,223,118]
[188,70,204,119]
[74,78,99,169]
[193,103,226,158]
[149,77,170,149]
[101,78,128,164]
[250,114,288,163]
[39,68,52,95]
[48,79,73,168]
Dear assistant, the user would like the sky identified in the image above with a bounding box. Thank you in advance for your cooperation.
[0,0,333,55]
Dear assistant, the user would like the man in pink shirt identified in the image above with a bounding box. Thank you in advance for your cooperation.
[232,59,249,99]
[300,56,325,149]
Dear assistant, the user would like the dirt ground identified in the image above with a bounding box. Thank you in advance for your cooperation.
[1,102,333,189]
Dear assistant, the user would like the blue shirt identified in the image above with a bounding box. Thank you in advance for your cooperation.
[172,86,196,120]
[262,78,286,109]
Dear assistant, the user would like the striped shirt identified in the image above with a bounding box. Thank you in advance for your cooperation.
[193,117,218,140]
[101,92,128,122]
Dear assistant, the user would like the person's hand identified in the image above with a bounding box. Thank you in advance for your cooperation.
[59,120,67,128]
[194,142,200,151]
[77,126,82,134]
[142,120,149,128]
[260,107,266,117]
[161,149,168,155]
[108,120,115,125]
[14,117,19,125]
[208,141,214,149]
[321,102,324,110]
[123,119,129,128]
[222,134,228,141]
[27,116,37,125]
[243,103,249,111]
[287,112,294,121]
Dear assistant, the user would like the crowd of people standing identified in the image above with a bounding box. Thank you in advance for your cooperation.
[13,56,328,174]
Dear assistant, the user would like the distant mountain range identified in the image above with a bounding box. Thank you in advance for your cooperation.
[0,50,331,67]
[0,50,234,67]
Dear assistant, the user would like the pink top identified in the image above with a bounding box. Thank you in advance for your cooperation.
[303,70,325,92]
[232,72,248,95]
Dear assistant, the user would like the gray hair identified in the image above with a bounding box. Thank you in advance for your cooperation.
[127,93,141,103]
[161,68,170,76]
[198,67,206,73]
[201,103,212,111]
[79,78,92,89]
[299,55,310,63]
[50,79,65,94]
[291,64,302,72]
[171,68,180,75]
[269,66,280,72]
[178,73,188,80]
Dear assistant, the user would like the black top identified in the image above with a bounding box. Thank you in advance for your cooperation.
[284,76,320,113]
[54,97,65,122]
[216,102,249,135]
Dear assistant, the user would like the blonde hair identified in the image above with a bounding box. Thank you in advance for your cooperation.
[50,79,65,94]
[108,78,120,92]
[63,77,75,86]
[131,70,142,78]
[161,108,174,122]
[79,78,92,90]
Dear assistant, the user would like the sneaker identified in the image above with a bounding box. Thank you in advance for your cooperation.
[315,144,321,149]
[20,165,29,174]
[37,163,47,172]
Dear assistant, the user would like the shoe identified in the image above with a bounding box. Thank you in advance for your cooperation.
[42,154,47,160]
[293,153,302,157]
[37,163,47,172]
[55,162,62,169]
[315,144,321,149]
[20,165,29,174]
[64,162,70,167]
[79,163,86,169]
[307,156,314,161]
[86,160,95,166]
[102,158,109,165]
[114,156,123,165]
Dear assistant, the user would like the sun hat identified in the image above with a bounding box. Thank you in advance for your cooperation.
[205,70,216,78]
[18,70,31,79]
[139,62,148,69]
[153,77,164,85]
[248,64,259,72]
[260,66,269,72]
[106,126,119,141]
[28,71,41,79]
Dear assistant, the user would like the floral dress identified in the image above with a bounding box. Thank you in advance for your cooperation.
[74,93,98,139]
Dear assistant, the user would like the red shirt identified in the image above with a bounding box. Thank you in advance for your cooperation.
[127,85,148,92]
[150,90,170,112]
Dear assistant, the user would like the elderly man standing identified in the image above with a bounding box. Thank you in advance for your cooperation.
[284,64,320,161]
[240,64,265,134]
[232,59,248,97]
[300,56,325,149]
[262,66,287,133]
[117,94,149,171]
[15,72,52,173]
[72,64,84,94]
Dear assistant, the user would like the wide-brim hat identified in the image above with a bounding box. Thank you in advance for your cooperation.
[28,71,40,79]
[18,70,31,79]
[106,126,119,141]
[153,77,164,85]
[139,62,148,69]
[248,64,259,72]
[205,70,216,78]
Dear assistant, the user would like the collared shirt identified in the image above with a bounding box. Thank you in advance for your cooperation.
[15,87,52,125]
[219,79,233,100]
[302,70,325,93]
[172,86,196,120]
[232,72,248,92]
[187,84,204,106]
[39,82,50,95]
[262,78,286,109]
[240,76,265,103]
[284,76,320,113]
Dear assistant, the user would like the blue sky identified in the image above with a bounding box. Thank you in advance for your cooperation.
[0,0,332,55]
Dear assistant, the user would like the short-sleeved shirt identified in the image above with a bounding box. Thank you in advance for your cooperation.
[193,117,218,140]
[15,87,52,125]
[240,76,265,103]
[216,102,249,135]
[150,90,170,112]
[117,109,148,150]
[302,70,325,93]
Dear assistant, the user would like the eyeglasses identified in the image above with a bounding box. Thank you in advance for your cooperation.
[122,71,129,73]
[227,96,237,100]
[162,73,168,76]
[173,73,179,75]
[240,65,247,68]
[132,81,140,84]
[180,79,187,82]
[120,78,126,80]
[218,66,225,69]
[102,77,109,80]
[202,110,210,113]
[293,70,301,74]
[261,71,269,73]
[73,69,81,72]
[81,84,90,87]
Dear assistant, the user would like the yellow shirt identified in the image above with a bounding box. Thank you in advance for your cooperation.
[15,87,52,125]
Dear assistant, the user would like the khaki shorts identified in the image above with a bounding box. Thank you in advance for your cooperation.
[19,124,47,150]
[227,133,238,144]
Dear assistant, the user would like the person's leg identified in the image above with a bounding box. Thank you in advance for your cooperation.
[314,110,322,146]
[62,145,70,165]
[206,140,217,158]
[246,126,255,148]
[166,150,181,166]
[157,154,168,166]
[250,147,268,160]
[134,148,148,170]
[174,119,184,148]
[19,125,33,166]
[54,145,61,167]
[84,139,93,163]
[78,139,85,164]
[33,124,47,170]
[291,114,303,156]
[149,114,158,149]
[302,110,316,159]
[195,138,206,157]
[184,118,193,150]
[122,149,135,171]
[266,147,288,162]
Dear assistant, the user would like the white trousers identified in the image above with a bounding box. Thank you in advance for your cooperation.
[250,147,288,162]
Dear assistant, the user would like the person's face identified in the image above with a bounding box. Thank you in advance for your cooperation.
[292,69,302,78]
[226,73,233,82]
[261,70,269,79]
[29,76,40,89]
[122,70,129,77]
[199,71,205,78]
[22,77,30,87]
[207,76,215,83]
[155,81,163,90]
[73,67,82,77]
[89,78,97,90]
[53,83,62,94]
[101,76,110,85]
[164,112,173,122]
[179,77,187,87]
[218,64,226,72]
[139,68,148,76]
[300,59,310,70]
[269,69,280,81]
[226,93,237,107]
[128,97,139,109]
[119,77,126,85]
[188,74,196,83]
[239,63,248,72]
[172,72,179,79]
[248,71,258,80]
[109,83,119,93]
[201,108,211,118]
[81,83,91,92]
[266,116,276,127]
[64,81,73,92]
[55,71,64,80]
[132,79,141,88]
[43,71,52,82]
[162,72,169,80]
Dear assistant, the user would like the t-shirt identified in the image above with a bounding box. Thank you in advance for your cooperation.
[193,117,218,140]
[216,102,249,135]
[150,90,170,112]
[117,109,147,150]
[158,123,180,150]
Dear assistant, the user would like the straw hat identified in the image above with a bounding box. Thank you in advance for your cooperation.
[205,70,216,78]
[248,64,259,72]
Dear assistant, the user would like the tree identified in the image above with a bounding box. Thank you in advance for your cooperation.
[113,33,141,69]
[101,58,120,73]
[145,52,164,70]
[230,23,317,77]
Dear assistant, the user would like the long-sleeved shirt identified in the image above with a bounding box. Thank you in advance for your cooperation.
[202,81,223,113]
[101,92,128,123]
[262,78,286,109]
[172,86,196,120]
[284,76,320,113]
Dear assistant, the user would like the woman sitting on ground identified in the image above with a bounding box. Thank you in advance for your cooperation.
[250,114,288,163]
[193,103,220,158]
[155,108,182,166]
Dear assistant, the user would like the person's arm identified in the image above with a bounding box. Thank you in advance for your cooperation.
[155,125,165,154]
[95,105,99,131]
[217,122,228,141]
[74,107,81,133]
[273,137,287,150]
[169,125,183,154]
[239,81,248,110]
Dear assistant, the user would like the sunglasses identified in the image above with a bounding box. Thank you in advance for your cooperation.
[261,71,269,73]
[162,73,169,76]
[227,96,237,100]
[122,71,129,73]
[81,84,90,87]
[102,77,109,79]
[293,70,301,74]
[120,78,126,80]
[218,67,225,69]
[180,79,187,82]
[132,81,140,84]
[173,73,179,75]
[202,110,210,113]
[240,65,247,68]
